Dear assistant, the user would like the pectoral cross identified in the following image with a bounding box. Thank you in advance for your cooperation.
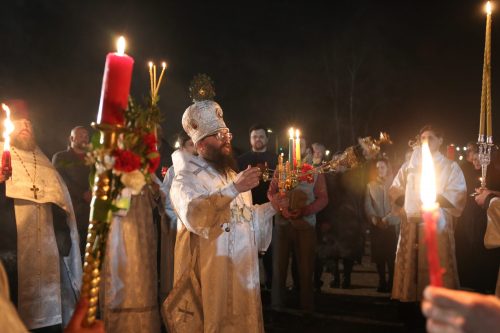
[30,184,39,199]
[178,300,194,322]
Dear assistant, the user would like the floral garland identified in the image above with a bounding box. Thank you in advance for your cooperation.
[87,98,161,204]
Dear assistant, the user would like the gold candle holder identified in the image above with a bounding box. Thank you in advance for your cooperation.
[81,123,121,326]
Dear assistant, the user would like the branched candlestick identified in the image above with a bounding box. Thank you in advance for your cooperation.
[274,132,392,192]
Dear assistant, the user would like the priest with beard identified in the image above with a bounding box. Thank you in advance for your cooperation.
[0,100,82,332]
[166,98,287,333]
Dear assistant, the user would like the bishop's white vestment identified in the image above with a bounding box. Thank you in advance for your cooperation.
[168,150,275,333]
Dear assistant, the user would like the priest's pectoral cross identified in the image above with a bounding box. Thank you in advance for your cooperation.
[178,300,194,322]
[30,184,40,199]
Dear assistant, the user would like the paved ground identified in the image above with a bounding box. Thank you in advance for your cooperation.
[262,240,427,333]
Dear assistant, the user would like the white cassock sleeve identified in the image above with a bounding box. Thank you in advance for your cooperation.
[440,162,467,218]
[170,170,240,239]
[252,202,275,252]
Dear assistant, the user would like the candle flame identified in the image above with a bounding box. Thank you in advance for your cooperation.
[487,1,493,14]
[420,140,437,210]
[148,61,153,68]
[1,103,14,151]
[117,36,126,55]
[289,127,294,139]
[162,62,167,69]
[295,129,300,139]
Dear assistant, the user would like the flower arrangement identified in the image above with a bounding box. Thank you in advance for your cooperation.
[298,163,315,183]
[86,97,162,205]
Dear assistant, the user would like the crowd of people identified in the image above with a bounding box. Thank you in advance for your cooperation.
[1,98,500,333]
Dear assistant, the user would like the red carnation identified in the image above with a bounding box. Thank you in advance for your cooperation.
[148,156,160,173]
[114,149,142,173]
[299,163,314,183]
[143,133,157,152]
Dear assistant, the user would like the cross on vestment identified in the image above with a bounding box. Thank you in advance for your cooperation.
[30,184,40,199]
[178,300,194,322]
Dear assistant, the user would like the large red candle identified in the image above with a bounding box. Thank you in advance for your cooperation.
[420,141,443,287]
[97,36,134,126]
[423,209,443,286]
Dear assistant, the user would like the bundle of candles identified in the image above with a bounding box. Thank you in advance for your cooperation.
[272,131,392,193]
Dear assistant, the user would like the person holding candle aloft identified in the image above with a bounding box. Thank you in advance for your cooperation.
[0,100,82,332]
[268,134,328,312]
[390,125,466,326]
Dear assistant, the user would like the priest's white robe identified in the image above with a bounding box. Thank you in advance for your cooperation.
[101,187,161,333]
[169,151,275,333]
[390,149,466,302]
[1,145,82,329]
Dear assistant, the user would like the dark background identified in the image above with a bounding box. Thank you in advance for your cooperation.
[0,0,498,163]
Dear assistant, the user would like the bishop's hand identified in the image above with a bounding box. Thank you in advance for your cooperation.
[234,165,261,193]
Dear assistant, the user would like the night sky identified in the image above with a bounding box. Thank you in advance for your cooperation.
[0,0,498,162]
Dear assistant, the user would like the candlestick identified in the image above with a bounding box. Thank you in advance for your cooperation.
[295,129,301,167]
[288,127,294,169]
[82,36,134,326]
[420,140,443,287]
[1,103,14,178]
[97,36,134,126]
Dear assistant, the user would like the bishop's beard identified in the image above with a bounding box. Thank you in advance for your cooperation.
[203,142,238,176]
[12,135,37,151]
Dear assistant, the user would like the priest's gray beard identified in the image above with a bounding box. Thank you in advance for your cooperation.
[203,142,238,176]
[12,135,37,151]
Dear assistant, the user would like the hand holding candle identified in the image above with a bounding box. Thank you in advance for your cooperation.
[420,140,443,287]
[1,103,14,178]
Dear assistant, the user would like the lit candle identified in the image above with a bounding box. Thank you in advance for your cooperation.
[479,2,492,140]
[97,36,135,126]
[154,62,167,97]
[1,103,14,178]
[487,2,493,138]
[420,140,443,287]
[148,61,154,97]
[295,129,301,167]
[288,127,294,169]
